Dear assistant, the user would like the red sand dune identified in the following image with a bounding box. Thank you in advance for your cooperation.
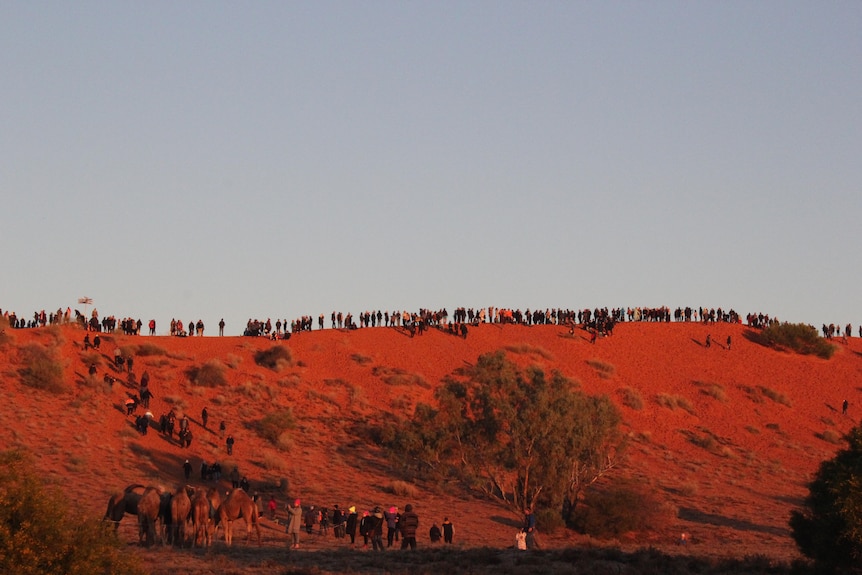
[1,321,860,569]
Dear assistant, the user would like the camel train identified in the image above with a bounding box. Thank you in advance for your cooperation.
[104,483,261,548]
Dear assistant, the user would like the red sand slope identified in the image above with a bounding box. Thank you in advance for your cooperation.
[1,321,860,565]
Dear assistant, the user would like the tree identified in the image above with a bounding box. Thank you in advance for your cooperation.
[790,426,862,569]
[403,351,623,518]
[0,449,142,575]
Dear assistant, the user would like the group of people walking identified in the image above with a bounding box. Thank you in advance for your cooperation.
[281,501,442,551]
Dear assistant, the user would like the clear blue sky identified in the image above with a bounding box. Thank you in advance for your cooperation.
[3,2,860,334]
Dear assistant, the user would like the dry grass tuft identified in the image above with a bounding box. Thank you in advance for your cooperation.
[816,429,842,444]
[655,393,696,415]
[693,380,727,402]
[617,387,644,410]
[587,359,615,379]
[351,353,373,365]
[386,480,417,497]
[372,366,431,389]
[759,386,792,407]
[504,343,554,360]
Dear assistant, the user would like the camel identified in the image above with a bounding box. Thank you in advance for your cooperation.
[216,488,261,546]
[169,486,192,547]
[104,484,146,532]
[190,487,221,548]
[137,486,165,547]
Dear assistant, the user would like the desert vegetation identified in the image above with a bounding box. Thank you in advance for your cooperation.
[253,345,293,371]
[656,393,696,415]
[748,322,837,359]
[791,426,862,570]
[616,386,644,410]
[18,342,66,394]
[375,350,624,530]
[255,408,296,450]
[186,359,228,387]
[587,359,615,379]
[693,380,727,402]
[0,449,142,574]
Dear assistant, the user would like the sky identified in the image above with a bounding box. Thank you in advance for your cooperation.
[2,1,860,335]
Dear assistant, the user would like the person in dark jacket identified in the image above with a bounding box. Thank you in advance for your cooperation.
[345,506,358,544]
[399,503,419,550]
[332,505,345,538]
[359,511,371,547]
[442,517,454,544]
[369,507,385,551]
[429,523,442,543]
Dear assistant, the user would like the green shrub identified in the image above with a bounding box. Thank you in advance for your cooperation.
[535,506,566,534]
[19,343,66,394]
[186,359,228,387]
[573,480,670,537]
[750,322,837,359]
[256,408,296,450]
[0,449,143,575]
[254,345,293,371]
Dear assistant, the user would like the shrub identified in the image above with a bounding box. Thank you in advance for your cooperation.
[587,359,615,379]
[80,350,103,367]
[256,408,296,450]
[254,345,294,371]
[682,428,730,457]
[693,381,727,402]
[759,386,792,407]
[739,384,765,404]
[791,426,862,568]
[0,326,14,348]
[386,480,418,498]
[372,366,431,389]
[617,387,643,410]
[749,322,837,359]
[133,342,168,357]
[535,507,566,534]
[655,393,696,415]
[504,343,554,360]
[573,480,671,537]
[351,353,373,365]
[0,449,143,575]
[816,429,842,444]
[19,343,66,394]
[186,360,228,387]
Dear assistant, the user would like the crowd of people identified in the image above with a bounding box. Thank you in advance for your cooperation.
[4,304,858,340]
[278,500,446,551]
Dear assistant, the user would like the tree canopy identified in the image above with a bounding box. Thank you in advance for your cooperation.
[791,426,862,569]
[394,351,624,518]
